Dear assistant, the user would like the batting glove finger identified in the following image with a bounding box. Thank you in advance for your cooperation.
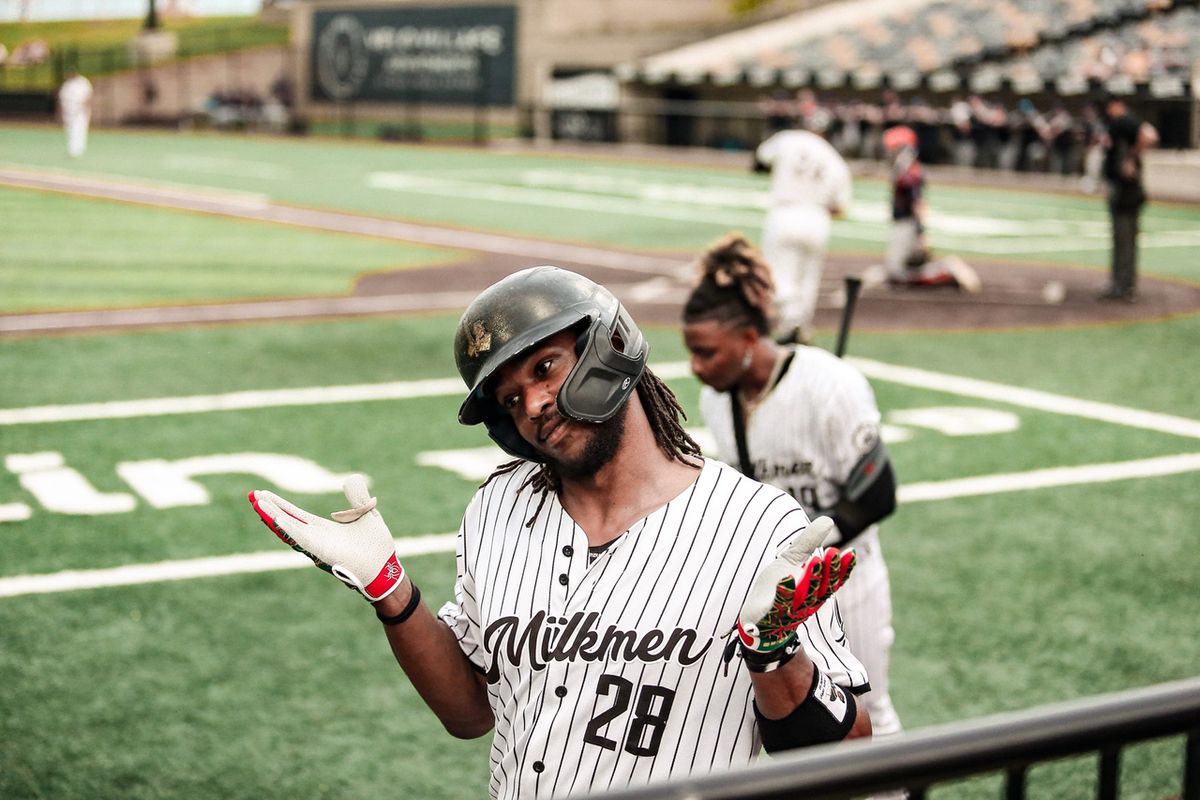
[248,474,405,602]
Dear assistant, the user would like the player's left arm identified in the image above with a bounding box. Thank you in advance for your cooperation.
[738,518,872,750]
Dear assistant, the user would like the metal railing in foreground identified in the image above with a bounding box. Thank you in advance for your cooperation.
[597,677,1200,800]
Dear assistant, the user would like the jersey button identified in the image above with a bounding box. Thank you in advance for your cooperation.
[558,574,569,586]
[532,761,545,773]
[562,545,574,557]
[555,686,568,698]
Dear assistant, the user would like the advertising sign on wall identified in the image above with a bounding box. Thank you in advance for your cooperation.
[311,6,517,105]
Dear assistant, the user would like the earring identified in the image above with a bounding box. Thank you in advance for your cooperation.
[741,350,753,370]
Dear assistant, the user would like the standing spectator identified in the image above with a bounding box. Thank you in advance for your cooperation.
[1098,96,1158,302]
[58,70,93,158]
[1079,104,1108,193]
[758,89,796,138]
[949,95,975,167]
[1044,104,1077,175]
[754,117,853,344]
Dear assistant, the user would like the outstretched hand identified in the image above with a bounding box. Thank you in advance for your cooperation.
[248,475,405,602]
[737,517,855,671]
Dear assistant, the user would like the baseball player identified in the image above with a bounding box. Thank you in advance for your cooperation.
[249,267,872,799]
[57,70,93,158]
[879,125,980,293]
[754,115,852,344]
[682,235,903,740]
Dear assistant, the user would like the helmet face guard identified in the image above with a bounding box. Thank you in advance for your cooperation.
[454,267,648,461]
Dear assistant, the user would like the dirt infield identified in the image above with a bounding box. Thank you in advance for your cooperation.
[3,165,1197,335]
[359,249,1200,333]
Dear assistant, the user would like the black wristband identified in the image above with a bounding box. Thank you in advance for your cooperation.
[742,636,801,673]
[375,583,421,626]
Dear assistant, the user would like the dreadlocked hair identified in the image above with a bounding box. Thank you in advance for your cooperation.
[482,366,704,527]
[682,232,776,334]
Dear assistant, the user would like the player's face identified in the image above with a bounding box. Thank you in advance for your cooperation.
[492,330,627,475]
[683,319,754,392]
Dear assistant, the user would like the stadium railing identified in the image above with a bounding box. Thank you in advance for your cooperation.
[595,676,1200,800]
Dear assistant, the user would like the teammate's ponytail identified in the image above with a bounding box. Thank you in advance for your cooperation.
[683,233,776,334]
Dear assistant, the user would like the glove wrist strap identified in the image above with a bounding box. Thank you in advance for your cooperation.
[375,583,421,626]
[742,636,801,673]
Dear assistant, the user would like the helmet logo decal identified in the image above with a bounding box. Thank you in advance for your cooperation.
[465,320,493,358]
[621,377,631,390]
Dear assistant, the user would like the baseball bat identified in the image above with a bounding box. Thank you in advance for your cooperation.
[834,276,863,359]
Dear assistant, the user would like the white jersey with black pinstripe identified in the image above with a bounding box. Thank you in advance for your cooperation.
[438,457,867,799]
[698,345,881,515]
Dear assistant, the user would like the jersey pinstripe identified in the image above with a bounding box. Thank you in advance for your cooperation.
[438,457,867,799]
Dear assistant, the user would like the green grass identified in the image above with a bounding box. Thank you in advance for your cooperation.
[0,17,288,91]
[2,319,1198,798]
[0,185,464,311]
[2,126,1197,281]
[1,130,1199,799]
[305,118,521,144]
[0,555,492,800]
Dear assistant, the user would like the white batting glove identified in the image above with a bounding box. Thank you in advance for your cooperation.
[737,517,856,672]
[248,475,405,602]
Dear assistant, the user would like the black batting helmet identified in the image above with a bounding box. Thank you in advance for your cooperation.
[454,267,648,461]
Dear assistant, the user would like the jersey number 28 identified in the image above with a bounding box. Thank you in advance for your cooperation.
[583,674,675,757]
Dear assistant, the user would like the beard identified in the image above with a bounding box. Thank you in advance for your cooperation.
[546,399,629,480]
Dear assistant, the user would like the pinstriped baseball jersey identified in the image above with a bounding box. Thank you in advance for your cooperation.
[699,346,881,516]
[438,457,867,799]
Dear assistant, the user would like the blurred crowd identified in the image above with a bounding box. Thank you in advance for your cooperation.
[761,89,1116,185]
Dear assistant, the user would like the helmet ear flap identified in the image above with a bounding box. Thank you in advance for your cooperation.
[557,311,647,423]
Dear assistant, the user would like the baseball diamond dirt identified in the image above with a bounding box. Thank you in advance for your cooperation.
[2,166,1198,336]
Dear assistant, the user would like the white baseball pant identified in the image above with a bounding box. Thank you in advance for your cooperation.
[762,204,832,338]
[836,526,903,738]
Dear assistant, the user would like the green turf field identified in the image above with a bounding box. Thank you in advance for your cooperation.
[1,125,1198,800]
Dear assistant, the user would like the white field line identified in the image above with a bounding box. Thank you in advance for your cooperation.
[161,154,293,181]
[0,291,486,334]
[0,378,467,425]
[0,164,270,209]
[0,167,686,279]
[365,172,1112,250]
[0,534,457,599]
[898,452,1200,502]
[6,358,1198,443]
[1,452,1196,599]
[847,358,1200,440]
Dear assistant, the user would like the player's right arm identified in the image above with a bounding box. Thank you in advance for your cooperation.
[373,582,494,738]
[248,477,494,739]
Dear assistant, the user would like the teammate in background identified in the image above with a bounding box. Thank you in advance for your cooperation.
[57,70,93,158]
[682,234,903,740]
[878,125,980,293]
[1097,95,1158,303]
[754,108,852,345]
[249,267,872,799]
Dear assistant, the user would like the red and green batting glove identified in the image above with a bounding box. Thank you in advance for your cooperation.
[248,474,405,602]
[737,516,856,673]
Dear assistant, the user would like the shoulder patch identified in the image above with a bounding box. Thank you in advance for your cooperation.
[852,422,880,453]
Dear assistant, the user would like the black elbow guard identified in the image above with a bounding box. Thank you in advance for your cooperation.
[831,442,897,542]
[755,667,858,753]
